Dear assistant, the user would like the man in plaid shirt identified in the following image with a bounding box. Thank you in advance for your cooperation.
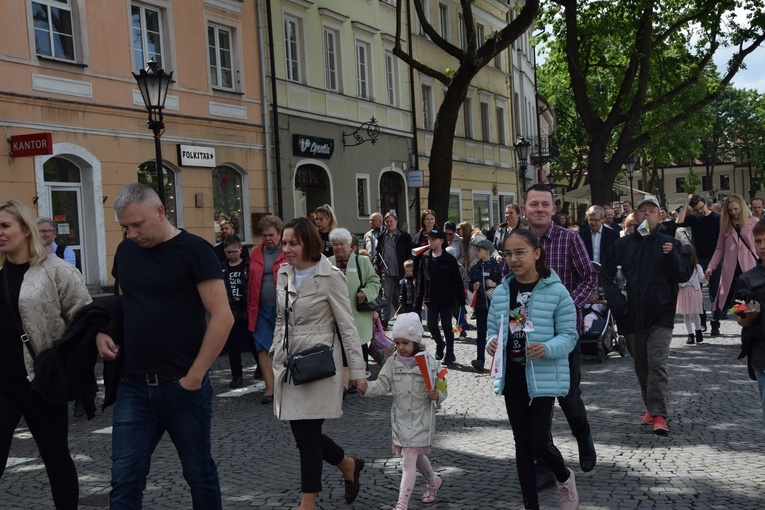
[522,183,598,486]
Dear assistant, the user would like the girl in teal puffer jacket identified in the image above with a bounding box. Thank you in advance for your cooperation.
[487,229,580,510]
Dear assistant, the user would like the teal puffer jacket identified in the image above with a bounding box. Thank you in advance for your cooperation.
[486,270,578,399]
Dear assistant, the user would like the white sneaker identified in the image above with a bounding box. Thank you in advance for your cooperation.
[556,468,579,510]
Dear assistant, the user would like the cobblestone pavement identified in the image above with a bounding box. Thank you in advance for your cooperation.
[3,316,765,509]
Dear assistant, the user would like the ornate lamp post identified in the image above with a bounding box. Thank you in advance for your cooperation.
[625,156,636,207]
[133,59,173,205]
[514,136,531,196]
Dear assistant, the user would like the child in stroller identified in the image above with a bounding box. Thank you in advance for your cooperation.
[581,286,628,363]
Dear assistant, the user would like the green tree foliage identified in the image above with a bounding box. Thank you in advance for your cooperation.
[537,0,765,205]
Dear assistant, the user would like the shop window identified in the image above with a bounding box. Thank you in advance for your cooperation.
[137,162,177,226]
[212,165,244,240]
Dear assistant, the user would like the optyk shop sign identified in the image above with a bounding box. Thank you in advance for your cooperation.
[292,134,334,160]
[9,133,53,157]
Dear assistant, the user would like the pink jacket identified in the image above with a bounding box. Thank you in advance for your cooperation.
[247,244,287,332]
[708,216,759,309]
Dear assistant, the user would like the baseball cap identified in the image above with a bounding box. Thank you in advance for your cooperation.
[427,227,446,240]
[636,197,661,210]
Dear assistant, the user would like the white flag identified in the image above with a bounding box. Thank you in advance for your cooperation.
[490,314,505,379]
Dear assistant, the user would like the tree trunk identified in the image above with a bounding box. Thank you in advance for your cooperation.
[427,78,470,226]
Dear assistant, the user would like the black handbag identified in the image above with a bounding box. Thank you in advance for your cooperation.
[282,283,336,385]
[355,254,387,312]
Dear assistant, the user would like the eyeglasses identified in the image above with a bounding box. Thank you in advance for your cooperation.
[503,248,534,259]
[224,250,241,254]
[38,229,56,234]
[692,205,705,213]
[444,232,455,237]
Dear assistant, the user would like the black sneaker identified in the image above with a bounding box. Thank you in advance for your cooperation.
[443,356,456,365]
[228,376,243,388]
[535,465,556,491]
[686,334,695,344]
[710,327,721,337]
[72,400,85,418]
[435,349,444,361]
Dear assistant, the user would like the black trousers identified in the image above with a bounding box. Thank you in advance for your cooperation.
[0,385,79,509]
[558,343,590,440]
[504,386,568,510]
[289,419,345,493]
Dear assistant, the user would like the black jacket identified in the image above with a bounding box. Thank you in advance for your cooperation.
[734,266,765,379]
[602,229,693,335]
[415,250,466,310]
[579,225,620,263]
[32,295,123,419]
[375,227,413,276]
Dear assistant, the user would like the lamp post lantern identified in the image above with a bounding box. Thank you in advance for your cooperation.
[625,156,636,207]
[514,136,531,196]
[133,59,173,206]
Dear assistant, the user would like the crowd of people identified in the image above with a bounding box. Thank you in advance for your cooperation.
[3,183,765,510]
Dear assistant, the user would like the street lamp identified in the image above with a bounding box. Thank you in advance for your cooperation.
[133,59,173,205]
[625,156,636,207]
[514,136,531,195]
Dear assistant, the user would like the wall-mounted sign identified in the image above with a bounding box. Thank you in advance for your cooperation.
[407,170,424,188]
[9,133,53,157]
[292,134,334,160]
[177,144,216,167]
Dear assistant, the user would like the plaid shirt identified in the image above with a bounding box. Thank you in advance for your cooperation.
[540,223,597,333]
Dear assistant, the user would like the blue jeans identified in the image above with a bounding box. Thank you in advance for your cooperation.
[110,374,221,509]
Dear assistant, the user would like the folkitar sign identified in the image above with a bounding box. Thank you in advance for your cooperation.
[9,133,53,157]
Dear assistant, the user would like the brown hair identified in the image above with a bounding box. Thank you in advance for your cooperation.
[284,217,323,262]
[505,229,551,279]
[419,209,437,233]
[257,214,283,234]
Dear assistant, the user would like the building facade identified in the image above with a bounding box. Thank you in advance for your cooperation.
[1,0,267,288]
[264,0,415,233]
[411,0,546,230]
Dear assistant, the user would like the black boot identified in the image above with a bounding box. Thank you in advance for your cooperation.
[686,334,695,345]
[695,329,704,343]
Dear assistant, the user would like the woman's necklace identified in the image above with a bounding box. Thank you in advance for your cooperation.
[266,245,280,255]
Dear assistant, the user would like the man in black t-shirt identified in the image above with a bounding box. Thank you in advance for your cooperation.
[96,184,233,509]
[677,194,722,334]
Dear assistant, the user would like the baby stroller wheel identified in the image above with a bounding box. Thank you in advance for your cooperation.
[616,335,627,357]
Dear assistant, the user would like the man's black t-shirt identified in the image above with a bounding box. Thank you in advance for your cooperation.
[677,212,720,260]
[113,230,222,376]
[505,278,538,390]
[0,262,32,390]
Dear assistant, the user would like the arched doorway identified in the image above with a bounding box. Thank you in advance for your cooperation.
[294,163,332,217]
[42,157,85,275]
[380,171,405,215]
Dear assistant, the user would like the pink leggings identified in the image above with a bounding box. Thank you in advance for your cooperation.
[397,448,436,506]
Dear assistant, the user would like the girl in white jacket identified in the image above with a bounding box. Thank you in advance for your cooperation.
[357,312,447,510]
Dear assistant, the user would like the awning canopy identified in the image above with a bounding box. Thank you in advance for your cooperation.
[561,182,657,205]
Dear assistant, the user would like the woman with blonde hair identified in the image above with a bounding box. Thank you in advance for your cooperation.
[314,204,338,258]
[705,194,759,315]
[0,199,91,509]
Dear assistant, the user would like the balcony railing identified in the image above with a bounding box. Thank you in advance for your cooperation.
[529,135,559,166]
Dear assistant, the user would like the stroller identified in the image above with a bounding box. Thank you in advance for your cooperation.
[580,262,627,363]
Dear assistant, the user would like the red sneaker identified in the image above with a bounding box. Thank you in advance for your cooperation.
[653,416,669,435]
[641,411,653,425]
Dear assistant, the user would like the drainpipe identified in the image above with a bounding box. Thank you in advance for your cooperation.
[265,0,284,218]
[256,0,273,214]
[406,0,420,221]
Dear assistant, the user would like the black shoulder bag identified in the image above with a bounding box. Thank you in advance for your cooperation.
[282,282,336,385]
[355,254,387,313]
[733,225,760,264]
[2,268,36,361]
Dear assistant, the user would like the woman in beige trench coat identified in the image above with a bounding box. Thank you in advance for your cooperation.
[271,217,367,510]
